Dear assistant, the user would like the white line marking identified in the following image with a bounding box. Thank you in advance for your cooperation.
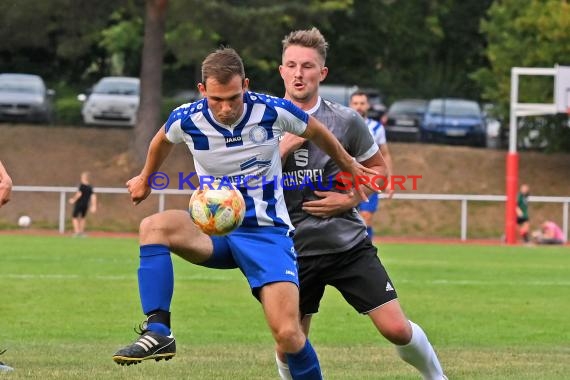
[0,273,235,281]
[1,274,569,286]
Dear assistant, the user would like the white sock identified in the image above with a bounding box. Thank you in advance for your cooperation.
[395,321,446,380]
[275,352,293,380]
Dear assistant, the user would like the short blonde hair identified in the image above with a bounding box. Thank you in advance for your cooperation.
[282,27,328,64]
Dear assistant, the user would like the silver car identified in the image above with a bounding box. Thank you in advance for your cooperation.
[79,76,139,127]
[0,73,55,123]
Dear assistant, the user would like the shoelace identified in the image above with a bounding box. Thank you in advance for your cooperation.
[0,348,7,365]
[133,320,150,335]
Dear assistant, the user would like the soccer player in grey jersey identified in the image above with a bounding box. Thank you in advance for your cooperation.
[275,28,447,380]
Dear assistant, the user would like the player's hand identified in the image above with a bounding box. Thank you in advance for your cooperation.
[302,190,359,218]
[344,161,380,202]
[126,175,152,205]
[0,181,11,207]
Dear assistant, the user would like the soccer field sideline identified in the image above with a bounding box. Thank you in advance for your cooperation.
[1,235,569,379]
[5,227,570,248]
[2,272,570,287]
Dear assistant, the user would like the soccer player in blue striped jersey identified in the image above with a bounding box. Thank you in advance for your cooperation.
[350,91,394,240]
[112,47,376,379]
[275,28,446,380]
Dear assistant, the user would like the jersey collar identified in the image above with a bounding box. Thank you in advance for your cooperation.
[304,97,322,115]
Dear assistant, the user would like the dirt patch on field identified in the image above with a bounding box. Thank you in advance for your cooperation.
[1,124,569,238]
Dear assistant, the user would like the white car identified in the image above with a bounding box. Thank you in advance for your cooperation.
[78,76,139,127]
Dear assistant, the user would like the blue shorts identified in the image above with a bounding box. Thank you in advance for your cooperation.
[359,192,379,213]
[199,226,299,295]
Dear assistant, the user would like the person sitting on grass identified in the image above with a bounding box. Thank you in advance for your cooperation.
[531,220,565,245]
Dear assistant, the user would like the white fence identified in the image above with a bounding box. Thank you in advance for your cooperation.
[11,186,570,242]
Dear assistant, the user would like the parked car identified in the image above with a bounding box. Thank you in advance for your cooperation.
[319,84,359,106]
[0,73,55,123]
[383,99,428,142]
[78,76,140,127]
[421,98,486,147]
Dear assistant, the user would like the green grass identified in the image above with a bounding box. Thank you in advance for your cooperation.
[0,235,569,379]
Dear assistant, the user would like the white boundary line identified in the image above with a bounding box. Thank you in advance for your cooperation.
[1,273,569,286]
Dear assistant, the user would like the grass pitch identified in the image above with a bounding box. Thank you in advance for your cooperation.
[0,235,569,379]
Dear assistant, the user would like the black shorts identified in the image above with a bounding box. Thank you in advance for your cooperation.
[298,237,398,316]
[72,203,88,218]
[517,217,529,225]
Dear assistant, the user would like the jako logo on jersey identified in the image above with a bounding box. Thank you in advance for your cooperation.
[294,149,309,167]
[226,136,242,144]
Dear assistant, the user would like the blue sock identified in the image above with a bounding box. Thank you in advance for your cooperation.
[286,339,322,380]
[138,244,173,335]
[366,226,374,240]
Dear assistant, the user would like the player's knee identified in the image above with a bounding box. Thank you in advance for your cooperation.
[139,215,155,237]
[139,214,172,241]
[273,325,305,353]
[381,320,412,345]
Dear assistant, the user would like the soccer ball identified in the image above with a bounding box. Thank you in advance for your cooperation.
[18,215,32,228]
[189,182,246,236]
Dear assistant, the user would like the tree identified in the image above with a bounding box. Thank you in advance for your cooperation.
[133,0,169,165]
[164,0,351,93]
[99,9,144,76]
[0,0,134,83]
[316,0,493,102]
[473,0,570,151]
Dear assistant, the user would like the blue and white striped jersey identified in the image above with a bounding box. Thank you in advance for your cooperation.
[365,118,387,146]
[164,91,308,230]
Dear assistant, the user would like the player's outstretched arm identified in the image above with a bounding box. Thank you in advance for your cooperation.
[127,127,175,205]
[301,116,378,201]
[302,150,387,219]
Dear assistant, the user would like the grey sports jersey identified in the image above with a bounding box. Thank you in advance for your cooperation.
[282,98,379,256]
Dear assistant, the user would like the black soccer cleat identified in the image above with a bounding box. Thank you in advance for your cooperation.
[113,330,176,366]
[0,348,14,372]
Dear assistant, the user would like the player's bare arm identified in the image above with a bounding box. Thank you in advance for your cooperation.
[279,132,306,164]
[126,127,175,205]
[301,115,378,201]
[302,150,387,218]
